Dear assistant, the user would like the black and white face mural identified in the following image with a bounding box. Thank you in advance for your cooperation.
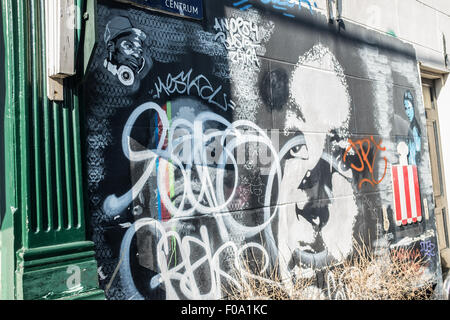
[85,0,442,300]
[277,45,357,278]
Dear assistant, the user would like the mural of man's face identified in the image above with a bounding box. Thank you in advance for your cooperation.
[108,32,145,74]
[278,45,358,276]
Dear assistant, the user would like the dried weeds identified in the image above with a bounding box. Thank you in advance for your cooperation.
[223,239,434,300]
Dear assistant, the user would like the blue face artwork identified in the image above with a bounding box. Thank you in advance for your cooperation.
[404,99,415,122]
[403,92,421,166]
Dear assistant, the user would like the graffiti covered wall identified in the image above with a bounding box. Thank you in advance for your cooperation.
[84,0,442,299]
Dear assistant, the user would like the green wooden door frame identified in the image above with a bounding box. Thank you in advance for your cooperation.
[1,0,104,300]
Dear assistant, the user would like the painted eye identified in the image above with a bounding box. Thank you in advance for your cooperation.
[122,41,132,50]
[290,144,308,159]
[336,155,349,172]
[300,170,313,189]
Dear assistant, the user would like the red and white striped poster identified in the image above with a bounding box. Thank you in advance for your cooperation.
[391,165,422,226]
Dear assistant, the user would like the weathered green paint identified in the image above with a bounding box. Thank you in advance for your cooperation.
[16,242,101,300]
[39,0,54,233]
[1,0,27,300]
[58,288,106,300]
[30,0,43,233]
[1,0,104,300]
[82,0,98,78]
[25,0,88,248]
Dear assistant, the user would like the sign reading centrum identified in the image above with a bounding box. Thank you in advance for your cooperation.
[130,0,203,20]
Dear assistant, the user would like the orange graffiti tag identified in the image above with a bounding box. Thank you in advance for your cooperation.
[343,136,388,189]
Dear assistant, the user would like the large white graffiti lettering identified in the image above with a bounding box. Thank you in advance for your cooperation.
[214,17,260,68]
[118,218,280,300]
[103,100,288,244]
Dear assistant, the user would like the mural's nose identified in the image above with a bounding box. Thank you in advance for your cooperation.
[132,51,141,59]
[311,216,320,226]
[296,202,331,231]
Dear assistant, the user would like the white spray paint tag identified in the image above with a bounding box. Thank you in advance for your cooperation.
[382,205,390,232]
[423,198,430,220]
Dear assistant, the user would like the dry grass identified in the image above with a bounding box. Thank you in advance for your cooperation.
[223,240,434,300]
[325,240,434,300]
[223,255,316,300]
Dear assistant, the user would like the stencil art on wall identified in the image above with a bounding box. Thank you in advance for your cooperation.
[83,0,440,300]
